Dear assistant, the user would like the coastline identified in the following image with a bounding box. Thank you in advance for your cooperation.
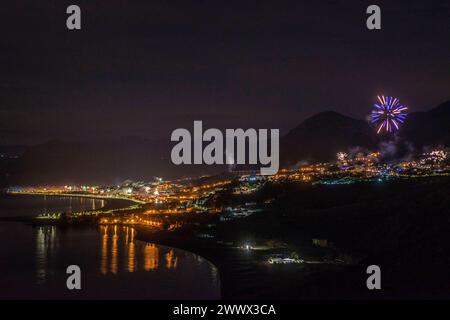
[1,193,343,299]
[0,193,331,299]
[134,226,235,299]
[3,193,224,298]
[133,226,374,300]
[133,226,323,300]
[6,191,146,205]
[0,193,138,223]
[0,220,221,299]
[1,193,298,299]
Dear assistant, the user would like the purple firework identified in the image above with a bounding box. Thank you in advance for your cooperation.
[371,95,407,134]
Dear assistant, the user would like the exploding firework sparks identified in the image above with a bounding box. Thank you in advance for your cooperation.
[421,149,448,164]
[337,152,348,161]
[371,96,407,134]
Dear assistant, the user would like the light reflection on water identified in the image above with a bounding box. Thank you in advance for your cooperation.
[29,224,220,299]
[35,226,58,284]
[35,225,184,282]
[98,225,177,275]
[0,195,220,299]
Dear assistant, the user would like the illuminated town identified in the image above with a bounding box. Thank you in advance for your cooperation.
[3,142,449,301]
[7,146,449,236]
[1,0,450,308]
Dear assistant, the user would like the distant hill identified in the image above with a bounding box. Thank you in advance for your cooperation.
[280,111,377,166]
[399,101,450,148]
[281,101,450,166]
[5,138,226,185]
[1,101,449,185]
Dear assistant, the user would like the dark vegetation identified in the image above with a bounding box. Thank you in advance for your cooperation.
[135,176,450,299]
[208,176,450,298]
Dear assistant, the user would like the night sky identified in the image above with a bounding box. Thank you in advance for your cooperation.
[1,0,449,145]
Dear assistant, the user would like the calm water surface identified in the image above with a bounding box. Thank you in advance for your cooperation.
[0,195,220,299]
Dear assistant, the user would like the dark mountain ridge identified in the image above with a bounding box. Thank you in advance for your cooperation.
[281,111,377,165]
[1,101,449,185]
[281,101,450,166]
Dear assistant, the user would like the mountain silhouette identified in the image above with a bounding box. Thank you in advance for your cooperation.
[280,110,377,166]
[1,101,449,185]
[399,101,450,148]
[281,101,450,166]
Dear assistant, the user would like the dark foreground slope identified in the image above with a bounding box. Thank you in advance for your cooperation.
[138,176,450,299]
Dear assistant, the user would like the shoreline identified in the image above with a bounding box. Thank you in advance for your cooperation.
[134,226,236,299]
[133,226,326,300]
[2,193,344,299]
[0,193,139,223]
[133,227,372,300]
[6,191,146,205]
[1,192,361,300]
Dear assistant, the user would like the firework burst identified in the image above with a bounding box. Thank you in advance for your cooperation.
[371,95,407,134]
